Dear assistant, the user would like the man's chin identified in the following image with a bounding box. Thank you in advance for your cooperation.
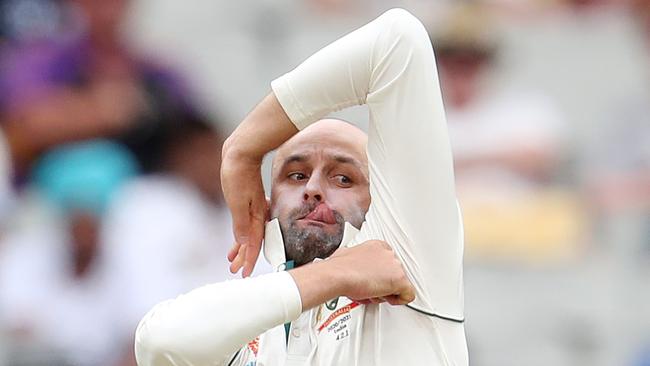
[295,219,340,234]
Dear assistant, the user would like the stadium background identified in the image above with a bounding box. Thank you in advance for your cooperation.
[0,0,648,365]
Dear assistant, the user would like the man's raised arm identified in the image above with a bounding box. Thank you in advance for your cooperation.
[224,8,461,318]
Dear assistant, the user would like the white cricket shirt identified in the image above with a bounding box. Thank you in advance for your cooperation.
[135,8,467,366]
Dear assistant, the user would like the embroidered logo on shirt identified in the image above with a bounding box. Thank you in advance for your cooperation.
[317,301,360,341]
[325,297,339,310]
[247,337,259,356]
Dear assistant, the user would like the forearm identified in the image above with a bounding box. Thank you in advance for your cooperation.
[134,260,363,366]
[222,93,297,163]
[288,260,347,310]
[134,272,302,366]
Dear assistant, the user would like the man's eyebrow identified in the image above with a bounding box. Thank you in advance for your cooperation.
[332,154,362,168]
[284,154,308,165]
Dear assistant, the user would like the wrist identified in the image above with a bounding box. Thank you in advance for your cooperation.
[288,258,349,310]
[321,257,351,298]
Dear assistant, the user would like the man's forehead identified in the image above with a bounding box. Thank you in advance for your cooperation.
[275,119,366,162]
[282,148,363,167]
[286,119,364,145]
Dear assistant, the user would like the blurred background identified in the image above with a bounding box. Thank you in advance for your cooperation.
[0,0,648,365]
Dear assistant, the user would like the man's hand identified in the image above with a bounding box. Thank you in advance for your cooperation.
[221,153,267,277]
[221,93,298,277]
[289,240,416,310]
[332,241,416,305]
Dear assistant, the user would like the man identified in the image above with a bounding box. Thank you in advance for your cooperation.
[135,8,467,366]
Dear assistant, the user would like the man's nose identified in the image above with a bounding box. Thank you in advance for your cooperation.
[303,174,324,202]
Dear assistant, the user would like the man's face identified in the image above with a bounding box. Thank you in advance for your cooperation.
[270,120,370,266]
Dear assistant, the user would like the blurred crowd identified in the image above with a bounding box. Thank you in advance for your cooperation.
[0,0,648,365]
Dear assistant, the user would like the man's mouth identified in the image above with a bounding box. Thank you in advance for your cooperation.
[299,203,337,225]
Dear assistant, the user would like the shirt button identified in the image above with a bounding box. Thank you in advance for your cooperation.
[292,328,301,338]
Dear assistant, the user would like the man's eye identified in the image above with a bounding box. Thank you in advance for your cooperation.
[334,175,352,186]
[288,172,307,181]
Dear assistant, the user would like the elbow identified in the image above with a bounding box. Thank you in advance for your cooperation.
[221,134,236,162]
[384,8,420,23]
[134,303,190,366]
[134,312,172,366]
[134,300,232,366]
[381,8,431,51]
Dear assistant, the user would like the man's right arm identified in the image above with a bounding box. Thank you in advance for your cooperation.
[134,241,414,366]
[134,271,301,366]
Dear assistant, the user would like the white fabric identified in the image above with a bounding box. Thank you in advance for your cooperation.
[135,271,302,366]
[103,176,273,332]
[135,8,467,366]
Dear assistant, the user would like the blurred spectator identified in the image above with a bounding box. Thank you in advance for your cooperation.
[101,116,273,365]
[584,0,650,214]
[0,129,13,225]
[432,3,584,261]
[493,0,647,176]
[0,0,73,44]
[0,140,138,365]
[0,0,201,181]
[586,93,650,214]
[0,1,239,364]
[586,4,650,361]
[634,0,650,43]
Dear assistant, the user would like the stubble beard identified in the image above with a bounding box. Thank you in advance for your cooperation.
[280,204,345,267]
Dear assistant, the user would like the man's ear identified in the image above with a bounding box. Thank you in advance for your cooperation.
[265,196,271,221]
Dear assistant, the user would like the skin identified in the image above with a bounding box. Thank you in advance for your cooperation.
[270,119,370,266]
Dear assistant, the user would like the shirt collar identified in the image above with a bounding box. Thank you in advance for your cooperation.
[263,218,361,271]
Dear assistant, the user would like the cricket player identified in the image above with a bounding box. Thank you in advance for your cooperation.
[135,8,467,366]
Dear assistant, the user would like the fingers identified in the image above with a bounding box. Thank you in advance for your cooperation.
[356,293,413,307]
[231,202,250,251]
[385,291,415,306]
[390,264,416,305]
[352,298,384,305]
[230,244,246,274]
[226,191,266,277]
[399,283,416,304]
[227,242,241,262]
[265,197,271,221]
[242,201,266,278]
[384,295,402,306]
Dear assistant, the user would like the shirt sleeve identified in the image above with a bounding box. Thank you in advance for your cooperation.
[134,271,302,366]
[271,8,464,319]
